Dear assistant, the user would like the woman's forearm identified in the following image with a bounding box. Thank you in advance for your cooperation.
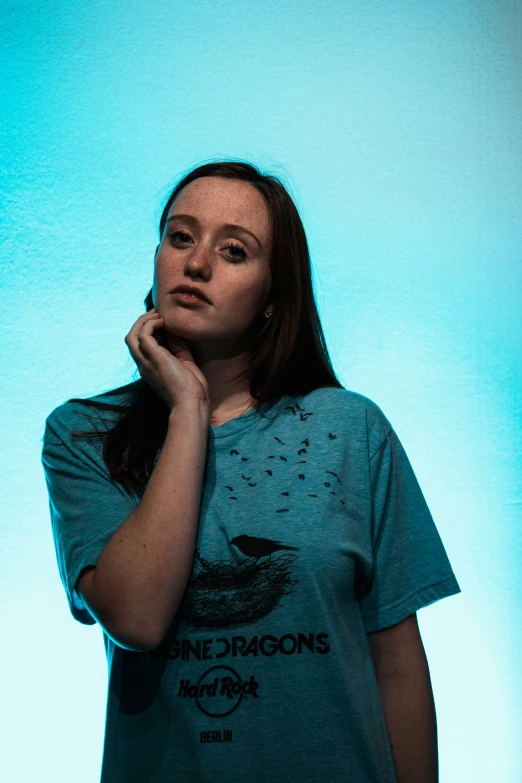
[80,400,210,651]
[376,666,439,783]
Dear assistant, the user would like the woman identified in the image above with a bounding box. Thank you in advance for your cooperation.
[41,160,461,783]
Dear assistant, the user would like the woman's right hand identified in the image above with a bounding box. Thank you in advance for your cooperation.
[125,308,210,410]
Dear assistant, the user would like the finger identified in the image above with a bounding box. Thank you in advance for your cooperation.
[126,313,163,364]
[136,317,165,361]
[125,310,161,346]
[136,309,161,329]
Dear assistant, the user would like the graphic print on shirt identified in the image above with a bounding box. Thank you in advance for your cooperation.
[174,536,300,630]
[145,400,345,727]
[172,401,346,633]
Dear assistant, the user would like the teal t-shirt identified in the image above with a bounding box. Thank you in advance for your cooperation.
[41,385,461,783]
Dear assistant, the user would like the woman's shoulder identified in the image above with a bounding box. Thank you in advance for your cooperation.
[44,381,140,438]
[304,385,390,420]
[302,386,393,452]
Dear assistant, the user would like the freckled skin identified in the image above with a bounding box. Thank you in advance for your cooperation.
[151,177,274,423]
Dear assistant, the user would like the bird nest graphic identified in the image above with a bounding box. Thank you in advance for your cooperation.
[176,549,299,630]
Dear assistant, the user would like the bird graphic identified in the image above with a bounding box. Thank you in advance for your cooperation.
[230,534,299,560]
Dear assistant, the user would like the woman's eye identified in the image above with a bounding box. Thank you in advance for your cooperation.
[169,231,246,262]
[170,231,189,242]
[169,231,191,245]
[223,243,247,261]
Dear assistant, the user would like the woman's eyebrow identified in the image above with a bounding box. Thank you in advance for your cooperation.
[167,214,261,248]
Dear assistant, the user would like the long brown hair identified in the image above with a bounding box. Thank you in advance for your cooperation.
[67,160,345,496]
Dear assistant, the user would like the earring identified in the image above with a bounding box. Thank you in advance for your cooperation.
[264,310,272,318]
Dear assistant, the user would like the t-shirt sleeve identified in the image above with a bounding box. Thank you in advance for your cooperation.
[41,404,139,625]
[358,427,461,633]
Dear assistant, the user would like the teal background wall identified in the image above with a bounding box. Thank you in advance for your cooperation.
[2,1,521,780]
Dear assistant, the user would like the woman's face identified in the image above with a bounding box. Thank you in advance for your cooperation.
[152,176,272,354]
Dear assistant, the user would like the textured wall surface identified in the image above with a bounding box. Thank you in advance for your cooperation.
[2,0,521,780]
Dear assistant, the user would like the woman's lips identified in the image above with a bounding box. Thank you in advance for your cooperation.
[172,292,210,306]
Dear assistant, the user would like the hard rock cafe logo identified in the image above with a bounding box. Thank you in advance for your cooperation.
[179,664,258,718]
